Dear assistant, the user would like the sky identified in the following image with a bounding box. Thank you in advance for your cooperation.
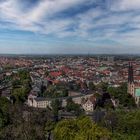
[0,0,140,54]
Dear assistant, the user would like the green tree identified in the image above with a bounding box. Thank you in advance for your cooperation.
[12,87,29,103]
[108,83,136,108]
[51,99,62,116]
[12,80,22,88]
[66,98,83,116]
[97,82,108,91]
[88,82,95,90]
[18,70,30,81]
[45,120,56,140]
[53,116,111,140]
[0,97,10,129]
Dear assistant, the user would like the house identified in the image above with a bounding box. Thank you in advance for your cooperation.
[1,89,11,100]
[28,95,51,108]
[82,96,96,112]
[27,93,38,107]
[33,97,51,108]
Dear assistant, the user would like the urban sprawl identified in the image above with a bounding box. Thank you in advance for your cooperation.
[0,55,140,115]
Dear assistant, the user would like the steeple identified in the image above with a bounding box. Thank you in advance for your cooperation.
[128,62,134,83]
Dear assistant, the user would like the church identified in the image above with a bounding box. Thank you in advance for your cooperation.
[127,62,140,105]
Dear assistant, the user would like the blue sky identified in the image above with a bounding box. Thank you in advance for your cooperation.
[0,0,140,54]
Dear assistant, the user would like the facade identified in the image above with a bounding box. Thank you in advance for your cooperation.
[127,62,140,105]
[82,100,94,112]
[28,95,51,108]
[28,91,95,109]
[82,96,96,112]
[33,98,51,108]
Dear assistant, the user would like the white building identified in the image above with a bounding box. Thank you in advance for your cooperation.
[28,92,95,109]
[28,95,51,108]
[82,96,96,112]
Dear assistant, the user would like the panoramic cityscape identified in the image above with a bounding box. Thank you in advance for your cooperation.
[0,0,140,140]
[0,55,139,139]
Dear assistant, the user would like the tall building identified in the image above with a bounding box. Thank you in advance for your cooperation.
[127,62,140,105]
[127,62,135,97]
[128,62,134,84]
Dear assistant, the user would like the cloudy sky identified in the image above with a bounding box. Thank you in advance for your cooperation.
[0,0,140,54]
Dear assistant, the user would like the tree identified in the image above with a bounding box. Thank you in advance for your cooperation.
[100,110,140,140]
[0,97,10,113]
[12,80,22,88]
[68,81,81,91]
[18,70,30,81]
[51,99,62,116]
[66,98,84,116]
[53,116,111,140]
[0,105,52,140]
[107,83,136,108]
[97,82,108,91]
[45,120,56,140]
[0,97,10,129]
[12,87,29,103]
[102,111,118,133]
[88,82,95,90]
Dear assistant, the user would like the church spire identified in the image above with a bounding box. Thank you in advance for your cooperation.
[128,62,134,83]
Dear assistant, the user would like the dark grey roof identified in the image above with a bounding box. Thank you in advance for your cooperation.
[34,97,48,102]
[34,92,94,102]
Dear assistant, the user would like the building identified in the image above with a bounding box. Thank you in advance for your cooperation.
[33,97,51,108]
[82,96,96,112]
[28,96,51,108]
[127,62,140,105]
[28,91,95,109]
[27,93,37,107]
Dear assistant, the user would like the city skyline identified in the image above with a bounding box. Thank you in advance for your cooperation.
[0,0,140,54]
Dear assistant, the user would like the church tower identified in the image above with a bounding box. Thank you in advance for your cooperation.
[128,62,134,83]
[127,62,135,96]
[128,62,140,105]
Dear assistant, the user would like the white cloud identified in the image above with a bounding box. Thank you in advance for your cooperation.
[111,0,140,11]
[26,0,89,23]
[0,0,89,24]
[0,0,140,49]
[0,0,91,35]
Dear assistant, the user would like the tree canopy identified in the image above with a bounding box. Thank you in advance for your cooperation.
[53,116,111,140]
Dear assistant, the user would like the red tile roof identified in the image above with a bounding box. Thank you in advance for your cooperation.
[50,71,62,77]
